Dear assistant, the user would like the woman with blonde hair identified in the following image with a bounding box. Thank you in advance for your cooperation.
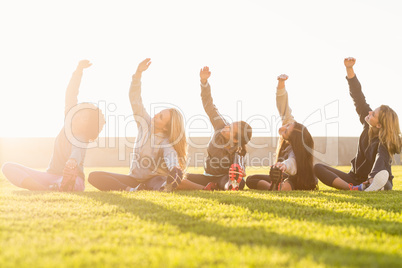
[89,58,187,192]
[314,57,402,191]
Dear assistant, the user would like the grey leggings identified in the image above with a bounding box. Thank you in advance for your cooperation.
[88,171,165,191]
[2,162,85,191]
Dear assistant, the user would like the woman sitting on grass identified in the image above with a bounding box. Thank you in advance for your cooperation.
[314,57,402,191]
[2,60,105,192]
[246,74,317,191]
[177,66,252,191]
[88,58,187,192]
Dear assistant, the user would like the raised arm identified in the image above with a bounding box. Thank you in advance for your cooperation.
[200,66,228,130]
[276,74,295,125]
[129,58,152,126]
[344,57,372,125]
[64,60,92,116]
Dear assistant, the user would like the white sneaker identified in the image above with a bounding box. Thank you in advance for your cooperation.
[224,180,239,191]
[160,181,173,192]
[364,170,389,192]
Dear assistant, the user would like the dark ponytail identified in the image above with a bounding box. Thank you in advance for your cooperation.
[287,122,316,190]
[235,121,252,155]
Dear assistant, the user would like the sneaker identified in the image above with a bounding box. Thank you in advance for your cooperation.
[49,183,60,191]
[269,166,283,191]
[159,181,174,193]
[166,168,183,191]
[203,182,218,191]
[364,170,389,192]
[348,183,361,191]
[131,183,147,191]
[60,166,78,192]
[226,178,239,191]
[60,174,77,192]
[228,163,244,191]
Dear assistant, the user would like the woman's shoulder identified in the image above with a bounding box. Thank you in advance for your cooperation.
[366,137,389,156]
[377,141,390,154]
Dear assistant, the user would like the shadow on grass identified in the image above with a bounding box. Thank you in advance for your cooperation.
[214,189,402,213]
[6,190,402,265]
[173,190,402,236]
[10,189,401,237]
[76,191,400,267]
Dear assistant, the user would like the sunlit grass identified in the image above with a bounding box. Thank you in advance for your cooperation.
[0,166,401,267]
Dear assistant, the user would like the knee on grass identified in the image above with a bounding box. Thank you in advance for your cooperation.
[87,171,104,187]
[2,162,15,175]
[245,175,260,189]
[1,162,25,186]
[313,163,327,175]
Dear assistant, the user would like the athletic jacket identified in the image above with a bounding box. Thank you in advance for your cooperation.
[201,82,245,176]
[347,75,393,185]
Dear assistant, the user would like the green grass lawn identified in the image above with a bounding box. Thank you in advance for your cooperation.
[1,166,401,267]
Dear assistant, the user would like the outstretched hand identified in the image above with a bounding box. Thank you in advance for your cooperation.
[77,60,92,70]
[277,74,288,89]
[200,66,211,84]
[137,58,152,73]
[344,57,356,79]
[277,74,289,82]
[344,57,356,68]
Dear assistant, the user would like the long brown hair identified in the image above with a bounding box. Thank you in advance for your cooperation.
[369,105,402,157]
[276,122,316,189]
[167,108,188,170]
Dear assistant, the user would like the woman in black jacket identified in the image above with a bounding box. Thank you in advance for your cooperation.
[314,57,402,191]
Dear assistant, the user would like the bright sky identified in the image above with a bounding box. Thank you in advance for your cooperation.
[0,0,401,138]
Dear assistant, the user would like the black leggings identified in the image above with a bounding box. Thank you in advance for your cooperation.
[186,173,245,190]
[88,171,165,191]
[313,163,361,187]
[314,163,393,190]
[246,174,295,190]
[246,174,272,189]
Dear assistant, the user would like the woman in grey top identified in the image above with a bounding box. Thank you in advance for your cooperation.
[88,58,187,192]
